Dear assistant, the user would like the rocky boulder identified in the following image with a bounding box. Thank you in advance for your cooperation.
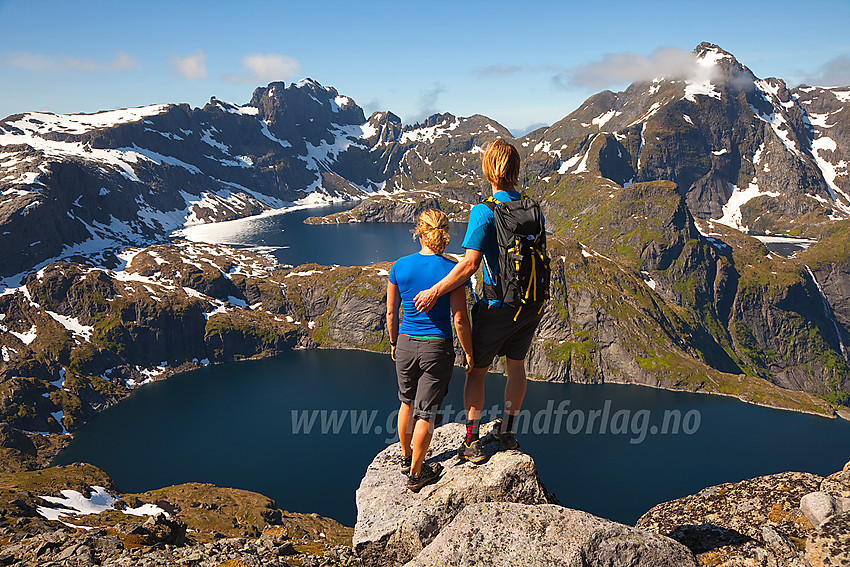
[806,511,850,567]
[636,471,822,566]
[801,491,850,529]
[353,421,557,566]
[405,502,697,567]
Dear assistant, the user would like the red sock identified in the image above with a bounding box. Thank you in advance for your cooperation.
[465,420,480,444]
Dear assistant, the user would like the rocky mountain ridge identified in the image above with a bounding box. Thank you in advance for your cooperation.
[519,43,850,236]
[4,43,849,283]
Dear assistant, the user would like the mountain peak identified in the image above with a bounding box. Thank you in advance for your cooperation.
[694,42,735,61]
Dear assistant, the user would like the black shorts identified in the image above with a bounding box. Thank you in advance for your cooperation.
[471,300,544,368]
[395,335,454,422]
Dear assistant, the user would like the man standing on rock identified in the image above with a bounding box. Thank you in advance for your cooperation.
[414,139,548,462]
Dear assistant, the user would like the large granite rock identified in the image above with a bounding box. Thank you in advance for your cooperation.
[404,502,698,567]
[806,511,850,567]
[636,471,822,566]
[353,421,557,566]
[801,491,850,529]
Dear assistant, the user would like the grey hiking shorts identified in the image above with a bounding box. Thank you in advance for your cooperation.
[395,334,454,422]
[471,300,544,368]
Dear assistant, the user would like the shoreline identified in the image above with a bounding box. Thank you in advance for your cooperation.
[96,343,844,427]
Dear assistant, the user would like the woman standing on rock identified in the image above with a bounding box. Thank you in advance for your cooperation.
[387,209,474,492]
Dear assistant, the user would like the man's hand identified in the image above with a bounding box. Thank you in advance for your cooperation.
[414,285,440,313]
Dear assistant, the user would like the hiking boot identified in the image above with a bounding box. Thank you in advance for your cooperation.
[457,439,487,464]
[494,430,520,450]
[400,455,412,475]
[492,419,520,450]
[407,462,442,492]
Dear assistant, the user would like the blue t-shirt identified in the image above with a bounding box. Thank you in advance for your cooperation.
[462,190,522,306]
[388,252,456,338]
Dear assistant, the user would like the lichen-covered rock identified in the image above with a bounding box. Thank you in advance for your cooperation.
[353,421,557,567]
[636,471,821,565]
[821,460,850,498]
[806,512,850,567]
[404,502,697,567]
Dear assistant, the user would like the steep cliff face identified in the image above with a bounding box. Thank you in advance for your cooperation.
[799,220,850,336]
[530,173,848,403]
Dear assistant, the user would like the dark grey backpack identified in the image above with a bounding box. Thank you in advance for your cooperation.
[483,192,550,317]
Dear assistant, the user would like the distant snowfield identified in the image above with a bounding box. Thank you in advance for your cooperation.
[751,235,818,245]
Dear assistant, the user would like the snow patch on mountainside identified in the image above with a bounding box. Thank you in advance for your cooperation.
[3,105,170,136]
[713,144,783,231]
[399,117,461,144]
[810,135,850,212]
[0,132,143,181]
[682,48,727,103]
[46,311,93,342]
[753,81,803,157]
[829,89,850,103]
[36,486,167,524]
[714,182,780,232]
[259,120,293,148]
[592,110,621,128]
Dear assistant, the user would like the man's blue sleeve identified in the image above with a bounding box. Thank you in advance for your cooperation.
[462,203,493,251]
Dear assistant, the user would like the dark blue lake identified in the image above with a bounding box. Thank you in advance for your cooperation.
[55,205,850,527]
[178,202,467,267]
[54,349,850,527]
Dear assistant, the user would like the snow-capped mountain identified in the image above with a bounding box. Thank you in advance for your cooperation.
[0,79,382,278]
[521,42,850,235]
[3,43,850,280]
[0,79,514,279]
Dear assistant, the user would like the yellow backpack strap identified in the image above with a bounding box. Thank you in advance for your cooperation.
[520,190,529,200]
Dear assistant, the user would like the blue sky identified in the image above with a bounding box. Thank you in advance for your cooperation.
[1,0,849,136]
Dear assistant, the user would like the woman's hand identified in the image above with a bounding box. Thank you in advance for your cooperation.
[463,353,474,374]
[392,344,397,361]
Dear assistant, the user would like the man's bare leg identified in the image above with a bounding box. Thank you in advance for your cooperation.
[459,366,488,463]
[464,366,487,428]
[503,357,527,432]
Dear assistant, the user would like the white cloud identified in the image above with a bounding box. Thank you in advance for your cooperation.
[223,53,301,84]
[554,47,715,90]
[803,54,850,87]
[475,64,524,78]
[172,50,207,80]
[407,83,446,124]
[2,51,140,73]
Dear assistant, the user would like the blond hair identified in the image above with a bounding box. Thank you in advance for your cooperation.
[482,139,520,189]
[416,209,450,254]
